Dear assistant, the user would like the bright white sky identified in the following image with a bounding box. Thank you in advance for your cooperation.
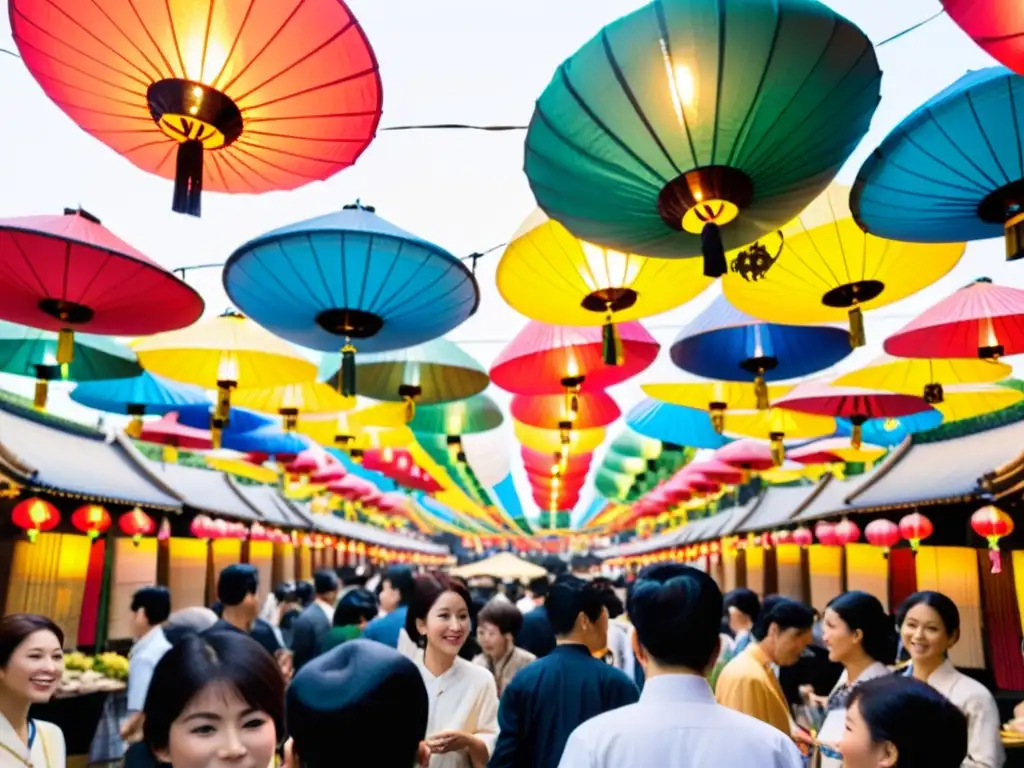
[0,0,1015,527]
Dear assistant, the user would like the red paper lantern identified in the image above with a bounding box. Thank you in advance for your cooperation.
[190,514,214,540]
[791,527,814,548]
[12,498,60,543]
[898,512,934,554]
[773,530,794,546]
[118,507,156,546]
[71,504,112,540]
[815,521,839,546]
[864,519,900,556]
[941,2,1024,77]
[971,505,1015,574]
[834,519,861,546]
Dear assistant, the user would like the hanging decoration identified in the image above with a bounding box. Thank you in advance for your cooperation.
[722,183,965,347]
[834,519,862,546]
[898,512,934,554]
[835,354,1010,406]
[852,67,1024,263]
[12,498,59,543]
[792,527,814,549]
[71,372,208,438]
[491,321,659,394]
[671,295,853,407]
[626,398,729,450]
[815,521,839,547]
[864,519,901,558]
[133,310,317,447]
[0,209,204,363]
[970,505,1015,574]
[119,508,156,546]
[70,504,111,540]
[929,384,1024,423]
[776,381,933,449]
[834,411,944,449]
[226,204,477,399]
[0,321,141,410]
[644,381,792,434]
[788,437,887,466]
[497,211,710,361]
[940,2,1024,72]
[523,0,880,275]
[11,0,382,216]
[323,338,488,419]
[232,382,354,432]
[884,279,1024,361]
[719,408,836,466]
[510,392,620,431]
[139,412,215,464]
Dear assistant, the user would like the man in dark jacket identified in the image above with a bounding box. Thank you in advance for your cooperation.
[290,569,340,669]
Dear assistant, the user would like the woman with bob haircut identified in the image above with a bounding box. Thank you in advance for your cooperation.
[406,572,498,767]
[143,631,284,768]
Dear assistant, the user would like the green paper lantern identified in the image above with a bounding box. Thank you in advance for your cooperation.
[524,0,881,275]
[409,394,503,435]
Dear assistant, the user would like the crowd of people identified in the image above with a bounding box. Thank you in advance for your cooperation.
[0,558,1012,768]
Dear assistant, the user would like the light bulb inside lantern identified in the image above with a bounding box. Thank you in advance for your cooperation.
[978,316,1003,358]
[382,446,394,463]
[217,352,240,384]
[565,355,579,380]
[579,242,641,293]
[280,384,303,411]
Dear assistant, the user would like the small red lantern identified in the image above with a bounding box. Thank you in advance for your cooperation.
[12,498,59,543]
[190,514,214,540]
[864,519,900,557]
[971,505,1015,574]
[899,512,934,554]
[815,521,839,546]
[792,527,814,548]
[834,519,861,546]
[158,517,172,541]
[773,530,794,546]
[71,504,112,540]
[119,507,156,546]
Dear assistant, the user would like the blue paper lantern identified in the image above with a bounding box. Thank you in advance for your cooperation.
[71,372,208,416]
[626,398,729,450]
[852,67,1024,261]
[834,410,944,447]
[176,404,275,434]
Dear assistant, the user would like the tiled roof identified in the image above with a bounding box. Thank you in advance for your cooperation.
[846,420,1024,510]
[229,482,312,530]
[735,485,820,533]
[790,468,884,522]
[0,406,181,510]
[294,503,449,555]
[140,461,261,520]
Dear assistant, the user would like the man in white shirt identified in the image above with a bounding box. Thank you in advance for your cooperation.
[557,564,803,768]
[516,576,547,615]
[121,586,172,768]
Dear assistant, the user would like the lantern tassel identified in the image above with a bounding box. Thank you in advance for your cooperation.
[26,528,38,544]
[851,423,863,450]
[57,328,74,364]
[710,406,725,434]
[172,139,204,217]
[162,445,179,464]
[341,343,356,398]
[769,432,784,467]
[33,379,48,410]
[601,319,623,366]
[125,415,143,439]
[848,305,866,348]
[988,536,1003,574]
[701,222,727,278]
[214,385,232,423]
[212,425,222,450]
[754,374,769,410]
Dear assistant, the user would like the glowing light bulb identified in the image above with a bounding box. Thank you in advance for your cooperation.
[579,241,641,293]
[565,354,579,379]
[217,352,240,384]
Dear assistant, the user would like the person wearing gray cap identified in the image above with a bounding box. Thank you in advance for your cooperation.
[284,639,430,767]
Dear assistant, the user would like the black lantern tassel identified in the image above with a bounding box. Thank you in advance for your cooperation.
[173,139,204,218]
[341,344,356,397]
[754,374,769,410]
[848,305,866,348]
[702,222,727,278]
[602,319,623,366]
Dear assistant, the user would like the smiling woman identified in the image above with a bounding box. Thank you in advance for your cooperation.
[0,613,66,768]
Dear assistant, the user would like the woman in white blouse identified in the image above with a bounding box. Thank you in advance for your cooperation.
[815,591,895,767]
[897,591,1004,768]
[0,614,66,768]
[406,573,499,768]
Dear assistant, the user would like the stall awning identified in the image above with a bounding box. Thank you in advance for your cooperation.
[139,461,261,521]
[228,481,312,530]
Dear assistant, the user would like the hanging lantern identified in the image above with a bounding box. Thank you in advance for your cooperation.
[898,512,934,554]
[118,507,156,546]
[158,517,172,542]
[864,519,900,557]
[190,514,214,540]
[834,519,861,546]
[70,504,112,540]
[971,505,1015,574]
[791,527,814,549]
[814,521,839,547]
[12,498,59,543]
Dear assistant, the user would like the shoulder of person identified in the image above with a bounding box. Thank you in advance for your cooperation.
[36,720,66,752]
[458,656,497,684]
[951,670,999,707]
[514,647,537,663]
[472,653,489,668]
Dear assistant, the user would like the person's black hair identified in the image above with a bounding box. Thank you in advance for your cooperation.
[545,576,605,636]
[405,573,473,647]
[217,564,259,607]
[0,614,64,667]
[274,582,298,604]
[131,586,172,626]
[848,675,968,768]
[335,566,362,586]
[294,580,314,607]
[720,616,734,639]
[383,565,416,605]
[313,569,339,597]
[723,587,761,621]
[540,554,568,576]
[628,564,723,671]
[526,576,549,599]
[896,591,960,638]
[826,590,897,664]
[143,632,284,755]
[595,584,625,619]
[752,595,816,641]
[333,588,378,628]
[478,600,524,636]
